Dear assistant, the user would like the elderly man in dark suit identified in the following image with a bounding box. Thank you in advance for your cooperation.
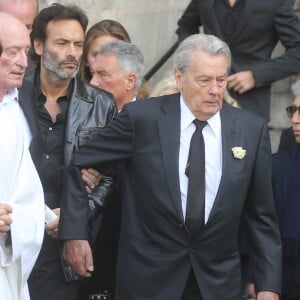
[176,0,300,120]
[59,33,281,300]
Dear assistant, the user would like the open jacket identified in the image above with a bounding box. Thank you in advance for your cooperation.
[26,67,117,221]
[60,94,281,299]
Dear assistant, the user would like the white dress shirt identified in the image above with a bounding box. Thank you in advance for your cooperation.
[179,96,222,223]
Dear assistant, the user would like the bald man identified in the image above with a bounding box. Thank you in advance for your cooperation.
[0,12,44,300]
[0,0,38,32]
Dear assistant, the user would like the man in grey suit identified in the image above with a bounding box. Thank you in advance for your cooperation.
[176,0,300,120]
[59,34,281,300]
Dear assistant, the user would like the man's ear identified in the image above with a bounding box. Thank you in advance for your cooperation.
[33,39,43,56]
[126,73,137,91]
[174,68,183,91]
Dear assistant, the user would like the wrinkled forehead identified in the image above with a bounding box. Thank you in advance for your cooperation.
[0,25,30,49]
[45,19,85,37]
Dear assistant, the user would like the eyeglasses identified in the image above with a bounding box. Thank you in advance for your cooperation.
[286,105,300,119]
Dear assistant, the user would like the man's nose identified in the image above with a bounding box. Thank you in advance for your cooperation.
[90,75,100,87]
[17,51,28,69]
[208,79,220,94]
[292,108,300,123]
[66,44,80,57]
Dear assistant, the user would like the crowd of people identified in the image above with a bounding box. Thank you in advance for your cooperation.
[1,0,300,300]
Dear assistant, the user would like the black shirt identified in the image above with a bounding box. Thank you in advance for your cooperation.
[34,74,71,208]
[214,0,245,43]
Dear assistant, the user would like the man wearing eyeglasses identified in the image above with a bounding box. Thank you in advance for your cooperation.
[272,79,300,300]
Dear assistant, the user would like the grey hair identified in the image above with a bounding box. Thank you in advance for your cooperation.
[173,33,231,74]
[95,40,144,93]
[291,79,300,96]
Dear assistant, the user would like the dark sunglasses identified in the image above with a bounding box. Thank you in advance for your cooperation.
[286,105,300,119]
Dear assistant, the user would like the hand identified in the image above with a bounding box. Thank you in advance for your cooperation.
[0,203,13,237]
[246,283,256,298]
[45,208,60,239]
[257,291,279,300]
[81,168,102,194]
[227,70,255,94]
[62,240,93,277]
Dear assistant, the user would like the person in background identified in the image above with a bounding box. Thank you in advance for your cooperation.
[272,79,300,300]
[0,0,40,83]
[0,0,38,33]
[80,19,149,99]
[60,33,281,300]
[25,4,117,300]
[150,70,180,97]
[79,20,133,299]
[86,39,144,300]
[90,40,145,111]
[176,0,300,120]
[0,12,44,300]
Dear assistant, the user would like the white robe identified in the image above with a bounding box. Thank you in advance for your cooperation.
[0,89,44,300]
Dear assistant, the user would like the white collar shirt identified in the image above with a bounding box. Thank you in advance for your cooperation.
[179,95,223,223]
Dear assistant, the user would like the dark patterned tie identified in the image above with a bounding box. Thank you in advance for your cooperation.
[185,119,207,234]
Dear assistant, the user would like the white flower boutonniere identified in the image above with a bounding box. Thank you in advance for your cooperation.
[231,147,246,160]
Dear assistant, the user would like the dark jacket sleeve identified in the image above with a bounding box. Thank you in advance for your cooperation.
[176,0,202,41]
[59,104,135,240]
[250,0,300,87]
[244,121,282,293]
[84,97,117,218]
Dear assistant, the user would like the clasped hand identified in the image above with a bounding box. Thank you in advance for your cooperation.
[0,203,12,237]
[81,168,102,194]
[63,239,93,277]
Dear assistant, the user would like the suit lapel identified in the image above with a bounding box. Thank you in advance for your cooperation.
[206,103,239,223]
[158,94,184,221]
[18,85,38,136]
[18,82,41,161]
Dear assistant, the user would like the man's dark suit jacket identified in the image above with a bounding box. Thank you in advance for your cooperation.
[60,93,281,300]
[176,0,300,120]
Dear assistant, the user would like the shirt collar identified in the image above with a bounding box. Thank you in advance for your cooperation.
[180,94,221,137]
[118,97,136,113]
[34,66,74,102]
[0,88,19,105]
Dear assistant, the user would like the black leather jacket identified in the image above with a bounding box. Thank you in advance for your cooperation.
[26,67,117,218]
[65,78,117,218]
